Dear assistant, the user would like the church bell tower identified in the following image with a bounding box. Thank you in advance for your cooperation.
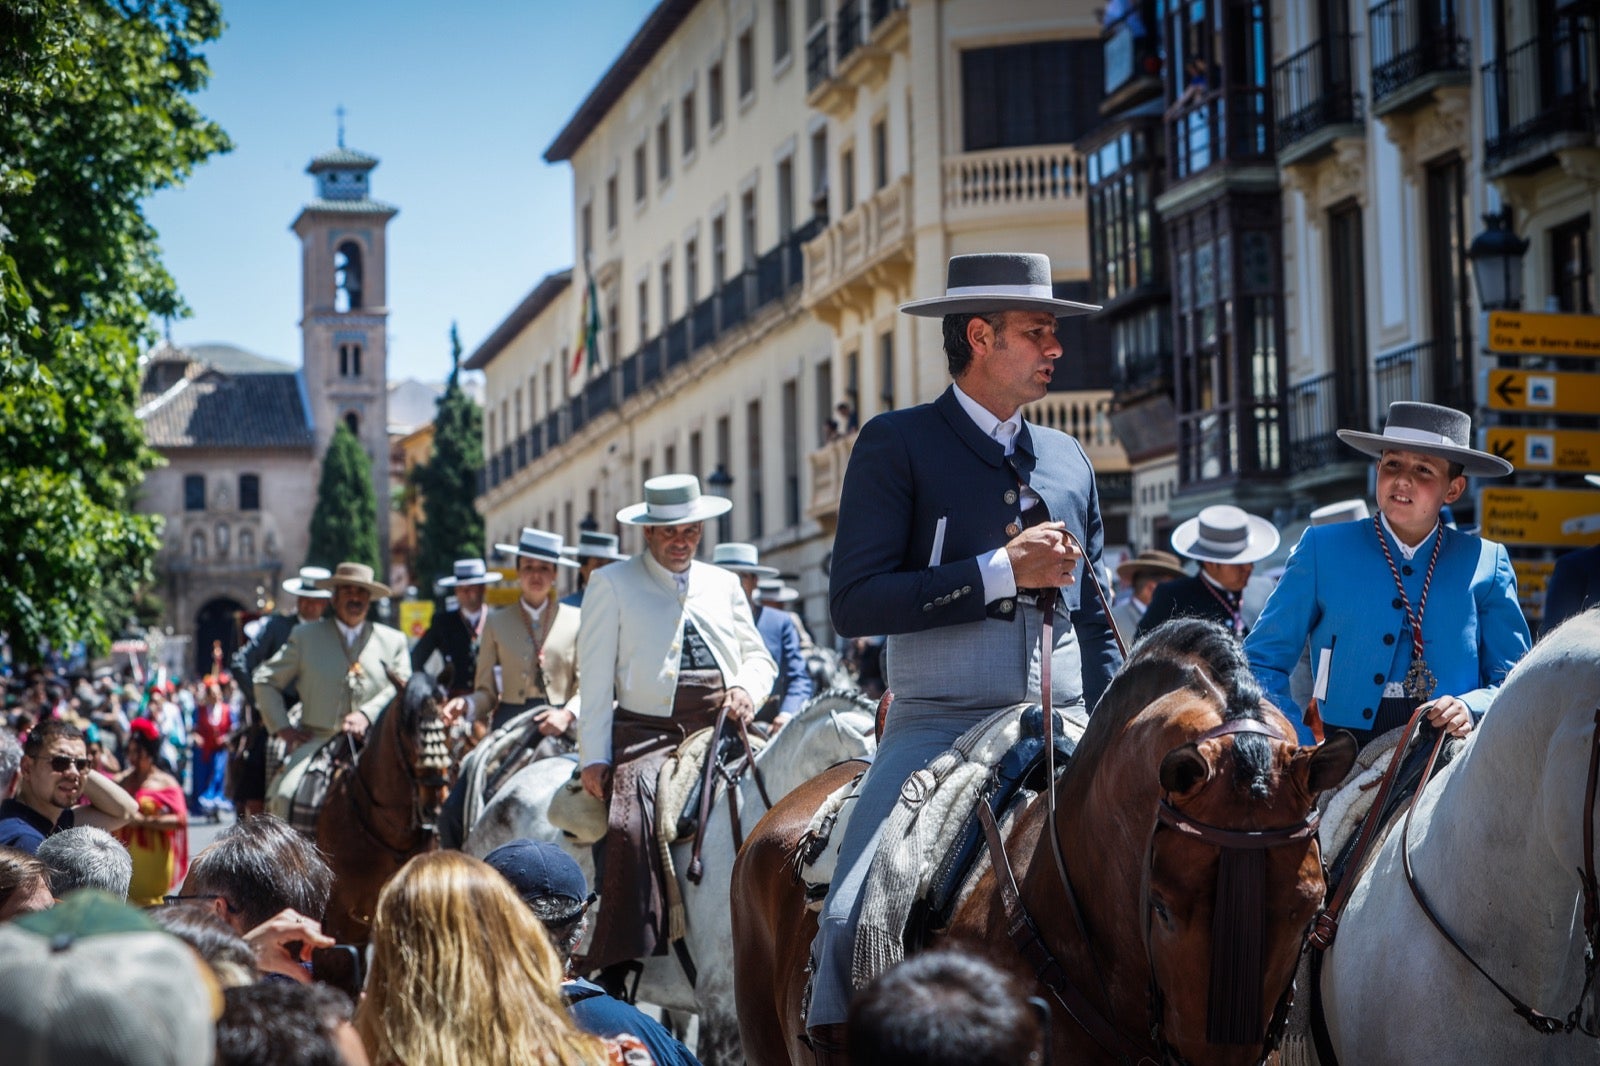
[291,135,397,575]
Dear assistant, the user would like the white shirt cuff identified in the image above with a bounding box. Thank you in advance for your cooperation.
[980,548,1017,603]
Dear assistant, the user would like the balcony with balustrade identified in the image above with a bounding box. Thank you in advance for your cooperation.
[1367,0,1470,117]
[802,174,913,327]
[1484,14,1600,177]
[805,430,855,526]
[1023,391,1130,475]
[1274,34,1365,166]
[942,142,1087,234]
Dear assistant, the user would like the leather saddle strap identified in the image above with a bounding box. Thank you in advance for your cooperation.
[686,702,732,885]
[738,717,775,811]
[1309,702,1431,951]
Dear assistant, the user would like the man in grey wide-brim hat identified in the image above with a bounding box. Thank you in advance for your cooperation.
[1246,401,1531,748]
[809,252,1121,1055]
[254,562,411,820]
[560,530,629,608]
[228,566,334,816]
[1136,504,1281,642]
[576,475,775,975]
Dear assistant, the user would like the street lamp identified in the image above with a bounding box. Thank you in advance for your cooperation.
[1468,209,1530,312]
[579,512,599,534]
[706,463,734,544]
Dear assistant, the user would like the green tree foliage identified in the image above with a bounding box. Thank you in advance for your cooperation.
[412,324,486,587]
[307,423,381,573]
[0,1,231,657]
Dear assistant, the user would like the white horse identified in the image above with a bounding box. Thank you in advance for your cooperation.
[466,689,877,1065]
[1321,609,1600,1062]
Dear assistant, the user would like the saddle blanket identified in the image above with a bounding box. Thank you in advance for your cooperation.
[792,703,1086,988]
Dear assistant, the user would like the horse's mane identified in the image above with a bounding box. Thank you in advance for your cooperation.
[756,687,874,766]
[1071,619,1274,797]
[398,671,444,731]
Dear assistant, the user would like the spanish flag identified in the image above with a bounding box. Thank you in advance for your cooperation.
[568,267,602,378]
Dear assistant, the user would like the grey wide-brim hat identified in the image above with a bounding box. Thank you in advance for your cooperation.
[713,542,779,577]
[1336,401,1512,478]
[1170,505,1281,565]
[899,253,1101,318]
[561,530,628,562]
[436,558,504,588]
[282,565,333,600]
[495,527,581,569]
[617,473,733,526]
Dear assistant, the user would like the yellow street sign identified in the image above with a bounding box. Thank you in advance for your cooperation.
[1485,369,1600,413]
[398,600,435,641]
[1511,560,1555,620]
[1483,426,1600,472]
[1488,310,1600,357]
[1480,487,1600,548]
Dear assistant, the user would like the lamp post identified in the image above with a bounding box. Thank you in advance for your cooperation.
[1468,209,1530,312]
[706,463,734,545]
[579,512,599,534]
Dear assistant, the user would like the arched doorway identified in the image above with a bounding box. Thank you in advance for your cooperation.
[194,597,244,678]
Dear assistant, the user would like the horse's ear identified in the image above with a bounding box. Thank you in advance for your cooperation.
[1304,731,1358,793]
[1159,743,1211,797]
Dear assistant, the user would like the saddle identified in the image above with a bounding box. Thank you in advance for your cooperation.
[793,704,1083,988]
[287,735,357,836]
[458,706,553,835]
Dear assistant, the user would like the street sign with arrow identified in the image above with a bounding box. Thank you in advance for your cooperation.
[1485,369,1600,413]
[1480,487,1600,548]
[1482,426,1600,473]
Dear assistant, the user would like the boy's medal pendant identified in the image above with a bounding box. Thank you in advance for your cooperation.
[1404,657,1436,702]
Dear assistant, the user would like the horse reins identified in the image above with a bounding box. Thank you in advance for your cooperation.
[1398,704,1600,1037]
[342,692,450,861]
[981,543,1315,1064]
[686,704,772,884]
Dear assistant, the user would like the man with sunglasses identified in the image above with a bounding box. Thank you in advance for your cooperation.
[0,720,138,853]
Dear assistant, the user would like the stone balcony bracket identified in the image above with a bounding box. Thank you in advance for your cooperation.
[802,174,914,328]
[1281,135,1368,212]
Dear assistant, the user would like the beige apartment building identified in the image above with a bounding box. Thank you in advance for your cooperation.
[474,0,1129,641]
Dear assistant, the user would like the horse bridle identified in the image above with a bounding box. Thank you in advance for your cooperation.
[980,546,1321,1066]
[343,702,450,861]
[1398,704,1600,1038]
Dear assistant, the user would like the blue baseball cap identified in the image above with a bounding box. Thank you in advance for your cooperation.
[484,839,588,906]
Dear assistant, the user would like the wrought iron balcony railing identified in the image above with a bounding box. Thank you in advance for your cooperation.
[1368,0,1469,108]
[1484,15,1599,168]
[1273,34,1364,154]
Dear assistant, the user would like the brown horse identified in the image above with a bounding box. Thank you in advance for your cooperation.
[317,670,451,944]
[732,619,1357,1066]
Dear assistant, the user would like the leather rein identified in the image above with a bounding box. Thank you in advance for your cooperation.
[978,536,1317,1065]
[686,702,773,884]
[342,701,450,862]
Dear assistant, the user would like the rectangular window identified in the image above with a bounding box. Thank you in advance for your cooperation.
[741,189,758,269]
[815,359,834,445]
[746,398,764,538]
[774,0,792,65]
[657,114,671,183]
[776,157,795,237]
[809,127,828,218]
[1424,155,1470,409]
[805,0,823,26]
[184,473,206,511]
[633,143,647,203]
[685,239,700,304]
[238,474,260,512]
[513,387,524,434]
[712,215,727,285]
[716,415,731,471]
[872,118,888,190]
[1550,214,1594,313]
[605,174,618,231]
[661,260,673,326]
[640,457,653,496]
[782,378,800,527]
[605,301,619,371]
[664,443,677,475]
[844,349,860,416]
[879,329,895,410]
[960,40,1099,152]
[638,279,650,341]
[737,28,755,100]
[709,60,726,128]
[841,145,856,212]
[682,91,697,157]
[689,430,703,484]
[1326,202,1369,436]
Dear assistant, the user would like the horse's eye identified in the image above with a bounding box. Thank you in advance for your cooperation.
[1150,898,1171,924]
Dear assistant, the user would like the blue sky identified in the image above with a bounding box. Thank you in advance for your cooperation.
[144,0,658,383]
